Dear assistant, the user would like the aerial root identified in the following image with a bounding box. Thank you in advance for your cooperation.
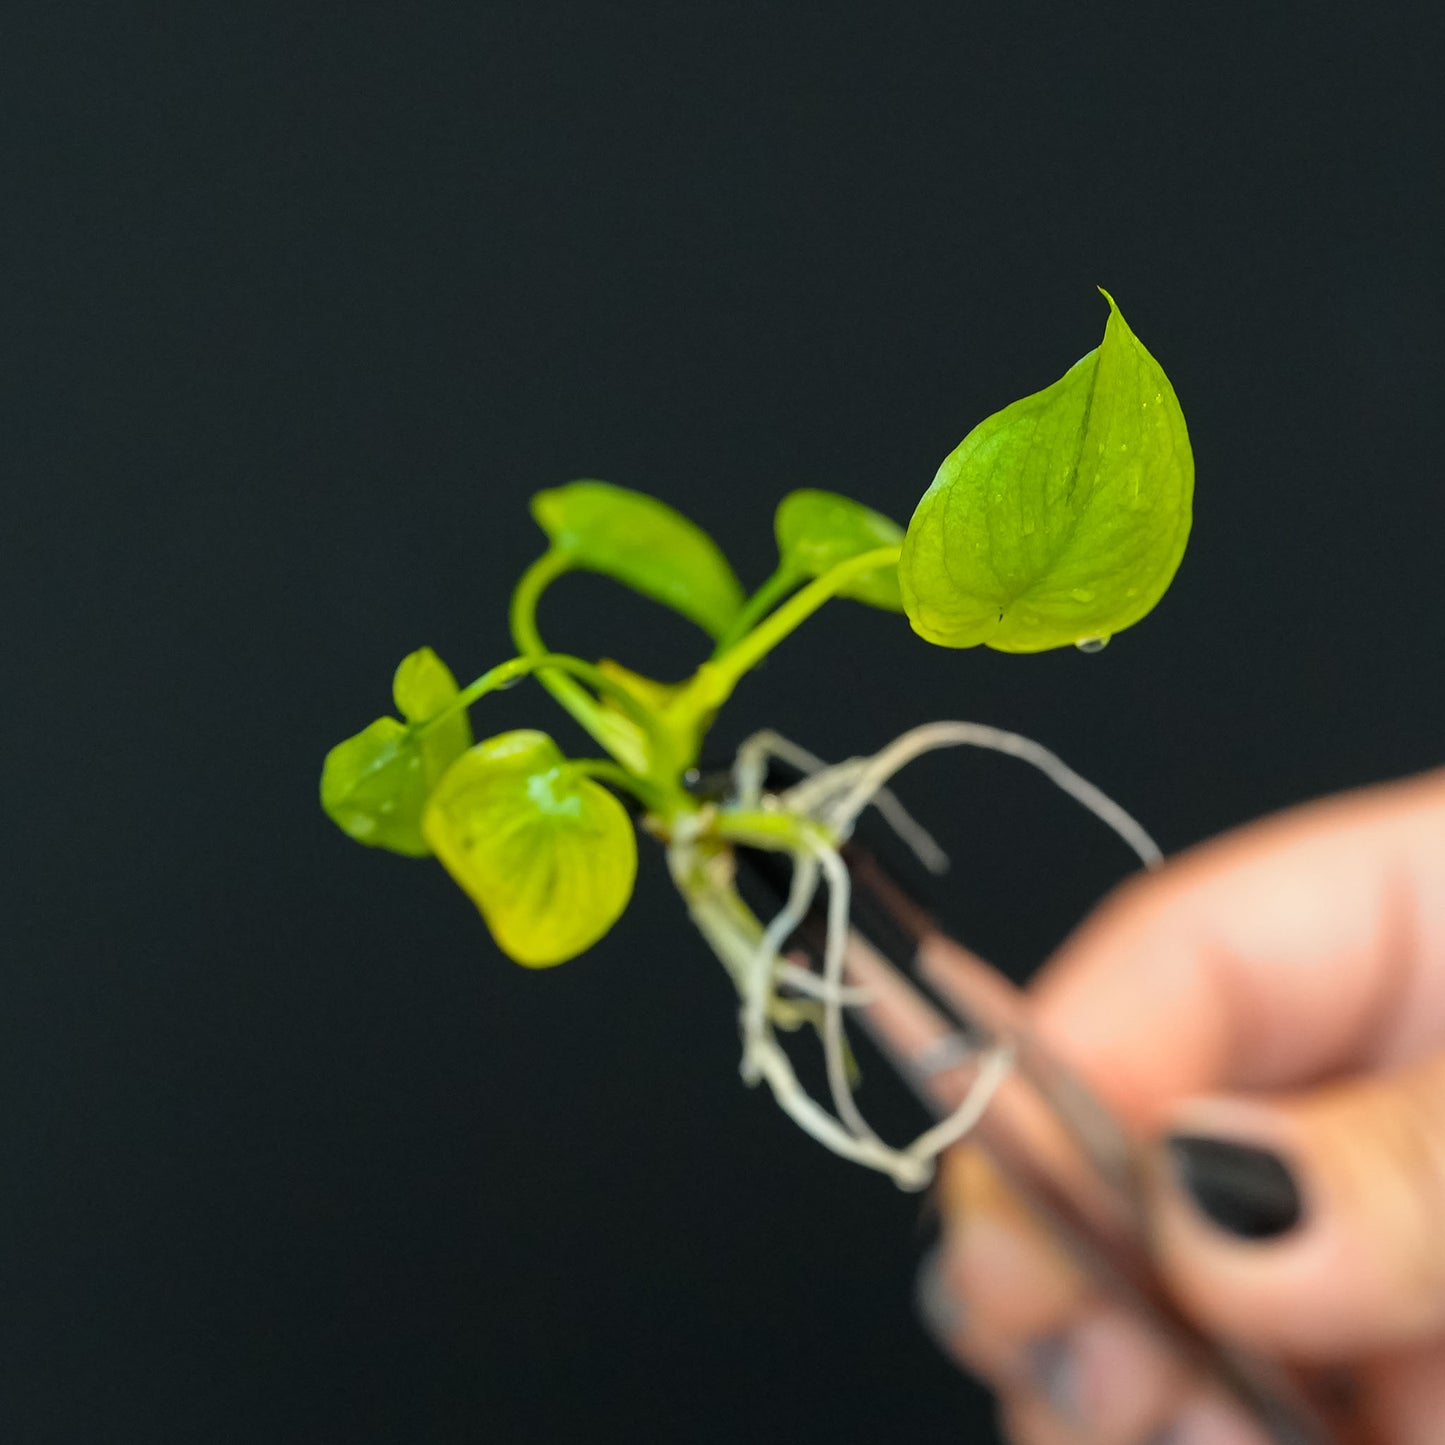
[740,848,820,1085]
[809,837,881,1144]
[733,729,950,874]
[774,961,872,1006]
[691,720,1160,1189]
[792,720,1162,869]
[729,821,1005,1190]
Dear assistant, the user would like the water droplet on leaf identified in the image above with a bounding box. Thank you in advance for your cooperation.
[1075,635,1110,653]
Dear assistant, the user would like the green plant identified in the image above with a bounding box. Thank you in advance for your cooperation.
[321,292,1193,1188]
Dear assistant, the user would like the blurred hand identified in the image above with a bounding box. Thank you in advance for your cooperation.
[915,769,1445,1445]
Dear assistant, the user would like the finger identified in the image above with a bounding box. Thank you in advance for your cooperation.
[994,1393,1078,1445]
[936,1147,1088,1346]
[1029,769,1445,1129]
[1146,1052,1445,1359]
[928,1150,1195,1438]
[996,1389,1279,1445]
[1356,1338,1445,1445]
[918,1147,1088,1381]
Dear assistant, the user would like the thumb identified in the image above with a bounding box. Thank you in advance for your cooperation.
[1147,1051,1445,1361]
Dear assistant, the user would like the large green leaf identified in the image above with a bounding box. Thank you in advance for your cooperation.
[773,488,905,611]
[422,730,637,967]
[531,481,745,638]
[319,647,473,856]
[899,293,1193,652]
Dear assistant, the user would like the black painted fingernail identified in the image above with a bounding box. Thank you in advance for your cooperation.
[1166,1134,1303,1239]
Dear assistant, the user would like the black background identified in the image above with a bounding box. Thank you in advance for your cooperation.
[6,5,1445,1443]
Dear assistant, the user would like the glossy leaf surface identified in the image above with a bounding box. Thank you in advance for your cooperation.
[531,480,745,638]
[773,489,905,611]
[422,730,637,967]
[320,648,472,856]
[899,294,1193,652]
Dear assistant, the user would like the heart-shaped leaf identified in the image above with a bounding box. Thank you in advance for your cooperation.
[320,648,473,856]
[773,489,905,611]
[899,293,1193,652]
[422,730,637,967]
[531,481,745,639]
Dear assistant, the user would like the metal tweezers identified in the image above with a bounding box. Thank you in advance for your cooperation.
[734,831,1348,1445]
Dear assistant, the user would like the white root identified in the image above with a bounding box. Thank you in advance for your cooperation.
[669,834,934,1190]
[732,729,827,809]
[733,729,950,874]
[805,720,1162,868]
[678,817,1009,1190]
[775,961,873,1006]
[739,849,820,1084]
[900,1039,1015,1166]
[809,837,883,1144]
[745,1031,934,1190]
[673,720,1160,1190]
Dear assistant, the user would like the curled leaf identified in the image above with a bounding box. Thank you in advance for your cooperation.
[531,480,745,638]
[422,730,637,967]
[774,488,905,611]
[899,293,1193,652]
[320,647,473,856]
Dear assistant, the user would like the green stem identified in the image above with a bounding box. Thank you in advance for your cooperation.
[509,550,661,774]
[567,758,673,815]
[426,652,621,721]
[509,551,600,724]
[420,650,665,785]
[659,546,904,772]
[710,565,801,657]
[713,545,902,687]
[712,807,835,851]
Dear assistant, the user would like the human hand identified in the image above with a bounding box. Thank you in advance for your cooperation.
[915,769,1445,1445]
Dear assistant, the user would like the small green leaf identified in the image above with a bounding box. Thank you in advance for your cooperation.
[531,481,745,638]
[320,648,473,856]
[392,646,472,779]
[320,717,432,856]
[899,293,1193,652]
[422,730,637,967]
[393,646,458,721]
[774,488,905,611]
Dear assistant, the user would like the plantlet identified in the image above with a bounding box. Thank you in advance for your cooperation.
[321,292,1193,1189]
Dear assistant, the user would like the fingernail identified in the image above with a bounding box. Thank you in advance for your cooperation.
[1166,1134,1303,1240]
[914,1244,966,1349]
[1025,1331,1079,1422]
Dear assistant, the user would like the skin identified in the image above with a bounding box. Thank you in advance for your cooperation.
[910,768,1445,1445]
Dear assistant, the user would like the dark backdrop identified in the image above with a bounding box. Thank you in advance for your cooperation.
[6,6,1444,1443]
